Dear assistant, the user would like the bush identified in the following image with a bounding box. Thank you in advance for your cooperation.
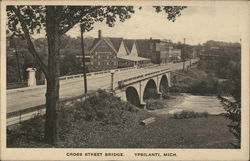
[172,110,209,119]
[145,99,165,110]
[7,115,45,147]
[69,90,138,124]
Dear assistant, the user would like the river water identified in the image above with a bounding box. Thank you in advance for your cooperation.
[152,93,228,115]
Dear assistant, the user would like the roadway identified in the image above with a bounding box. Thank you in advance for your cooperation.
[7,61,196,113]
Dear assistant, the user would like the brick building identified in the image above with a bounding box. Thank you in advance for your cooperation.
[88,30,151,72]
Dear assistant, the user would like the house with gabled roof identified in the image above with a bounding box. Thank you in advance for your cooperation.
[88,31,120,72]
[88,30,151,72]
[117,39,152,68]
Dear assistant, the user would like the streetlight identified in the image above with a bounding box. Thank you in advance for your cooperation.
[110,69,115,91]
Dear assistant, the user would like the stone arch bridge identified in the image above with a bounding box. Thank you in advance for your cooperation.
[115,68,171,108]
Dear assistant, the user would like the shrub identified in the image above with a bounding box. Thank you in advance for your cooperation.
[145,99,164,110]
[58,90,138,126]
[7,115,45,147]
[172,110,209,119]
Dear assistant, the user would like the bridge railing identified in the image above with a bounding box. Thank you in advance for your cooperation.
[117,67,170,89]
[58,63,166,81]
[116,58,199,89]
[58,66,138,81]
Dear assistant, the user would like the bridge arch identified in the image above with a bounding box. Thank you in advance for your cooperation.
[159,74,169,93]
[143,79,158,100]
[125,86,140,107]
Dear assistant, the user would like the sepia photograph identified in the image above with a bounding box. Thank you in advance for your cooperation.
[1,0,249,160]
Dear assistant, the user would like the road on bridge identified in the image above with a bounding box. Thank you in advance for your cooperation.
[7,61,195,113]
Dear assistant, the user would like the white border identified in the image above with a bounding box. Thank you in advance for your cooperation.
[1,1,249,160]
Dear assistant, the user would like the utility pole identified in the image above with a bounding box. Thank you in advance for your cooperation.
[110,70,115,91]
[182,38,186,71]
[80,24,87,94]
[190,47,192,67]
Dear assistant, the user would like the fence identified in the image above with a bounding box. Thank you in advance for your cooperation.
[7,82,28,89]
[36,80,46,86]
[7,80,46,89]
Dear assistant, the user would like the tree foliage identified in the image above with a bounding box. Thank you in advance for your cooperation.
[218,96,241,148]
[154,6,187,22]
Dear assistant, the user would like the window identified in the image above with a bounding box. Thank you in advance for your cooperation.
[95,52,111,60]
[98,61,100,66]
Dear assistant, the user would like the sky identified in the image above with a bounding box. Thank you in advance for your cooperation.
[34,4,246,45]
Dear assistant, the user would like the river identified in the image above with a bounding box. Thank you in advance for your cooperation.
[152,93,228,115]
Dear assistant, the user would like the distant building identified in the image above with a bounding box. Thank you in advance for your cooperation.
[156,41,170,64]
[135,38,161,64]
[169,47,181,62]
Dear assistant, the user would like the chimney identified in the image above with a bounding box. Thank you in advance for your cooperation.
[98,30,102,39]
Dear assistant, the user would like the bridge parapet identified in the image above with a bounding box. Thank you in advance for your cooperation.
[58,66,143,81]
[116,68,170,89]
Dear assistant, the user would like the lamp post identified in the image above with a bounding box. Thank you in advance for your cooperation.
[110,69,115,91]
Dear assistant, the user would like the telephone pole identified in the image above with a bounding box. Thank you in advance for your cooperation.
[80,24,87,94]
[183,38,186,71]
[190,46,192,68]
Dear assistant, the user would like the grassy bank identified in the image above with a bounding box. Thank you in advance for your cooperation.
[7,90,236,148]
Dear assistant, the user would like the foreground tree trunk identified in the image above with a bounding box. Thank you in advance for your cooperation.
[44,6,61,145]
[80,24,87,94]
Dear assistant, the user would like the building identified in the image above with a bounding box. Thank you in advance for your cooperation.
[88,30,151,72]
[169,47,182,62]
[118,39,151,68]
[88,31,119,72]
[135,38,161,64]
[136,39,182,64]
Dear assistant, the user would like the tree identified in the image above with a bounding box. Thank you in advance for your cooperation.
[7,5,135,145]
[7,5,186,145]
